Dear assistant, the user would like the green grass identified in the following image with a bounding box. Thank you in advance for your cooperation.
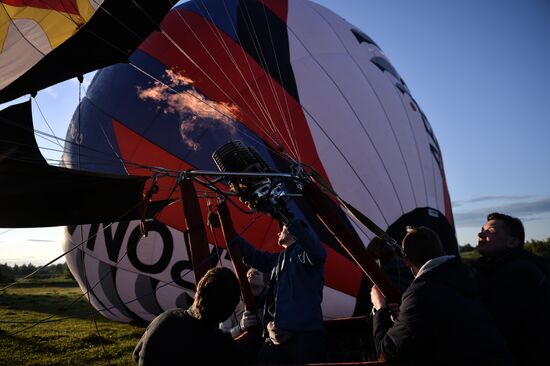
[0,251,497,365]
[0,278,146,365]
[460,249,481,266]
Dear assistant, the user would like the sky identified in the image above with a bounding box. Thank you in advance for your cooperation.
[1,0,549,265]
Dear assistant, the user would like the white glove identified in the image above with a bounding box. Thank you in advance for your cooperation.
[240,310,258,330]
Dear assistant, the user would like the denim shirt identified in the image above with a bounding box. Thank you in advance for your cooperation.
[237,220,326,333]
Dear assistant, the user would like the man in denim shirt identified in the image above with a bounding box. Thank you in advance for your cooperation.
[237,218,327,364]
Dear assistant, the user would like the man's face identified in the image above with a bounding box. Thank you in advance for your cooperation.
[477,219,518,257]
[247,269,267,296]
[277,225,295,247]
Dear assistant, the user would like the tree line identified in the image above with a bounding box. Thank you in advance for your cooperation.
[461,237,550,255]
[0,262,73,283]
[460,237,550,267]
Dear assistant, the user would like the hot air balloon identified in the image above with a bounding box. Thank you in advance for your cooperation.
[0,0,102,94]
[55,0,458,324]
[0,0,174,103]
[0,0,175,227]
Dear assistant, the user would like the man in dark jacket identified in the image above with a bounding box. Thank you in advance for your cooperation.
[133,267,253,365]
[371,226,512,365]
[475,212,550,365]
[237,218,327,364]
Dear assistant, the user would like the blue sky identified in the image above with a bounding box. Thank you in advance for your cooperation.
[314,0,550,246]
[1,0,549,265]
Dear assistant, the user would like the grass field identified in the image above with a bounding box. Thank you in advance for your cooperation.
[0,278,147,365]
[0,250,498,365]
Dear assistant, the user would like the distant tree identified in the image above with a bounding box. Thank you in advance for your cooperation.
[459,244,475,253]
[55,263,65,275]
[460,238,550,270]
[64,263,75,281]
[43,263,65,275]
[0,262,73,280]
[0,263,15,283]
[525,238,550,267]
[18,263,37,276]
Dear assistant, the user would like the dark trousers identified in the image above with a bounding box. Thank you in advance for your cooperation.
[257,331,327,364]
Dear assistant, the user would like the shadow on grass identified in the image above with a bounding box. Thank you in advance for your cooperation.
[0,292,91,320]
[3,331,118,355]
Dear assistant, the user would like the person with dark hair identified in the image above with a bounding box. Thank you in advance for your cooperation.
[475,212,550,365]
[220,267,270,338]
[371,226,512,365]
[133,267,253,365]
[367,236,413,294]
[236,219,327,364]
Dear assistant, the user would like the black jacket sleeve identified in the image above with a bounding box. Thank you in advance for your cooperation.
[372,288,432,362]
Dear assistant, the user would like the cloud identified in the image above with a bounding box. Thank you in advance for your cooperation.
[24,239,58,243]
[137,70,239,150]
[452,195,530,207]
[0,238,57,244]
[454,197,550,227]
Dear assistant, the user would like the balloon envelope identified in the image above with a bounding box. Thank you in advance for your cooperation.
[62,0,457,322]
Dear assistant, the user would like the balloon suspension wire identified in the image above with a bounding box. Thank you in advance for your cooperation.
[3,0,288,358]
[4,0,410,333]
[32,97,64,150]
[127,38,293,164]
[1,203,151,336]
[206,0,297,156]
[7,0,391,269]
[28,0,152,170]
[0,187,152,319]
[283,1,423,224]
[126,0,394,215]
[0,190,263,338]
[9,1,334,190]
[169,1,296,157]
[19,0,304,184]
[122,0,302,161]
[181,173,256,216]
[0,0,165,171]
[309,177,374,239]
[4,72,133,172]
[318,180,404,257]
[0,107,70,167]
[278,35,393,227]
[0,0,48,57]
[75,74,112,366]
[0,98,159,177]
[2,108,182,205]
[194,0,280,133]
[81,246,113,366]
[0,82,165,354]
[0,203,137,336]
[73,205,262,322]
[237,0,300,159]
[162,1,299,159]
[306,0,420,210]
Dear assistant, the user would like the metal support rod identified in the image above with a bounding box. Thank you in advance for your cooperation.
[302,181,401,304]
[179,179,211,284]
[184,169,294,179]
[216,200,257,313]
